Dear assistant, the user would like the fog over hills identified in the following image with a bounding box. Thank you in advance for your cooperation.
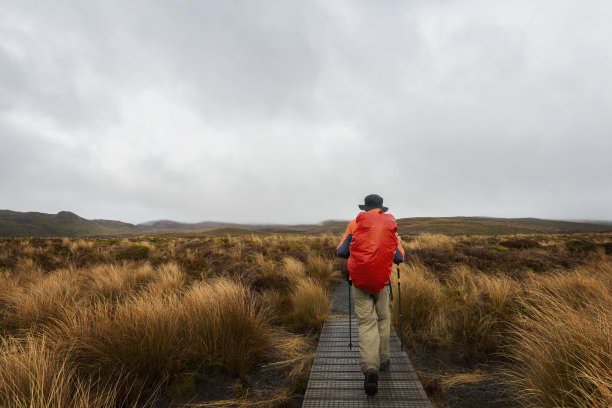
[1,210,611,238]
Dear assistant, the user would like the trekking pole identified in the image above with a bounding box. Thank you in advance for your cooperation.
[397,265,403,351]
[348,278,353,350]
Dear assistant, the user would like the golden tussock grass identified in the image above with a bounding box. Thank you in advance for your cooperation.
[64,238,95,254]
[391,262,446,345]
[264,330,315,395]
[440,370,493,389]
[2,232,610,405]
[405,233,457,252]
[227,239,245,262]
[184,387,293,408]
[526,262,611,310]
[1,269,79,332]
[181,279,274,376]
[50,292,187,385]
[306,254,341,288]
[476,273,520,315]
[443,268,521,351]
[12,258,44,282]
[282,256,307,281]
[392,252,611,406]
[0,336,144,408]
[48,277,276,383]
[145,262,187,296]
[78,263,156,302]
[289,277,330,330]
[506,296,611,407]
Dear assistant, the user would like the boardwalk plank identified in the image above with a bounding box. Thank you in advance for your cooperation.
[304,317,432,407]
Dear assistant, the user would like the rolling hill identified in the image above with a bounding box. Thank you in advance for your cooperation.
[0,210,135,238]
[1,210,611,238]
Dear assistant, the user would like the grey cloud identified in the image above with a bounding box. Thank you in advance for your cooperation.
[1,0,611,224]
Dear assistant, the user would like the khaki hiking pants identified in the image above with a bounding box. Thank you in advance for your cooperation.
[352,284,390,373]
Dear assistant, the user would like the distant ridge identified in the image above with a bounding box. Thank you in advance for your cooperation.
[138,220,254,232]
[1,210,611,238]
[0,210,135,238]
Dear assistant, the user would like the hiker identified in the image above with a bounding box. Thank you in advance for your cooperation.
[336,194,405,396]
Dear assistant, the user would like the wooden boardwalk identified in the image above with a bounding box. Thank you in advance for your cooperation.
[303,317,432,407]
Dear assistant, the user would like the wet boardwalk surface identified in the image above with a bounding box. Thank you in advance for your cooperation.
[303,282,432,407]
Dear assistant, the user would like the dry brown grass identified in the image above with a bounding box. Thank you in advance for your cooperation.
[405,233,457,252]
[10,233,607,405]
[184,387,293,408]
[12,257,44,283]
[1,269,79,332]
[305,254,341,288]
[289,277,330,330]
[181,279,274,376]
[507,296,611,407]
[526,262,611,309]
[145,262,187,296]
[265,330,315,390]
[391,262,447,345]
[78,263,156,302]
[0,233,344,406]
[391,251,612,406]
[441,267,521,351]
[282,256,307,280]
[440,370,493,389]
[0,336,145,408]
[51,292,187,386]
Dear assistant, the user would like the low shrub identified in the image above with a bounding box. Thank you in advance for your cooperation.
[249,272,290,293]
[499,239,540,249]
[565,238,598,253]
[115,245,150,261]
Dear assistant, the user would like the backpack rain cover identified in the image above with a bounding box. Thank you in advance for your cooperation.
[348,211,398,295]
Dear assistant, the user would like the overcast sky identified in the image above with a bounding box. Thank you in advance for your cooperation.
[1,0,611,224]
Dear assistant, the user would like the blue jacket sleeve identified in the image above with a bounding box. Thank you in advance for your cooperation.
[336,234,352,258]
[393,248,404,264]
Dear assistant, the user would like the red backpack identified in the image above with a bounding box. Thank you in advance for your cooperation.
[348,211,398,295]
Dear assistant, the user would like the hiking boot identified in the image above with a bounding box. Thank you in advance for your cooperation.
[364,368,378,395]
[380,359,390,372]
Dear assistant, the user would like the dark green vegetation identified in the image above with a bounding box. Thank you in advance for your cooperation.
[2,209,611,238]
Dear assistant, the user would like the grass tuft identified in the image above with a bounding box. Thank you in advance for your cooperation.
[506,297,611,407]
[0,335,145,408]
[391,263,446,346]
[181,279,274,376]
[289,277,330,331]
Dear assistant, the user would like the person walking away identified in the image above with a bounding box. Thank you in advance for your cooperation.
[336,194,405,396]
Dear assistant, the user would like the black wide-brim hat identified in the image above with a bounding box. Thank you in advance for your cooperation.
[358,194,388,212]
